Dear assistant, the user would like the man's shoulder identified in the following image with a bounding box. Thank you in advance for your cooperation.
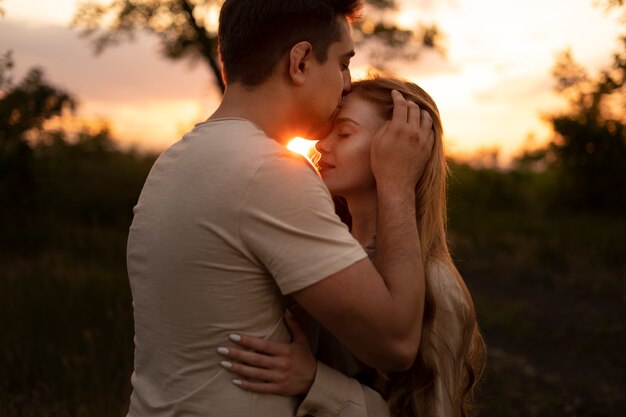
[188,117,275,150]
[152,117,282,174]
[194,117,266,134]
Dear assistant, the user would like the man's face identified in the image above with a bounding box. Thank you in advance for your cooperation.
[301,17,355,140]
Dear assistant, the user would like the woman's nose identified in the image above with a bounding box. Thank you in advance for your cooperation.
[315,136,332,154]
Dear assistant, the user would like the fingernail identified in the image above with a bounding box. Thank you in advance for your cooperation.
[232,379,243,386]
[229,334,242,342]
[217,347,230,355]
[220,360,233,369]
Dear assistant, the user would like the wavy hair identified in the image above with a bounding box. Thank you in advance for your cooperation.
[348,76,487,417]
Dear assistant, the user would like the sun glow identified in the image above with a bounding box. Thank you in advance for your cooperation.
[287,137,320,165]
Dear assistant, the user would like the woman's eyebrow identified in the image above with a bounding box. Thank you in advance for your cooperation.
[334,117,361,127]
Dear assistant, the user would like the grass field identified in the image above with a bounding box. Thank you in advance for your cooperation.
[450,210,626,417]
[1,157,624,416]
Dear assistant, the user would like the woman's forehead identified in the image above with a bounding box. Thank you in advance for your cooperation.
[337,94,383,124]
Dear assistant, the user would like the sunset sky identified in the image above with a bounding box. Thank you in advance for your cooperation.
[1,0,624,163]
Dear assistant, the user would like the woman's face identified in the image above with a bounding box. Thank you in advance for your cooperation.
[315,93,385,197]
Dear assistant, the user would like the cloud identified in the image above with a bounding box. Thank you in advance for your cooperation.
[395,49,462,78]
[0,18,219,104]
[473,74,554,102]
[0,18,223,152]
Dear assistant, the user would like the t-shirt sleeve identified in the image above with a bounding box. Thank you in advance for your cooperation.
[239,153,367,295]
[296,362,390,417]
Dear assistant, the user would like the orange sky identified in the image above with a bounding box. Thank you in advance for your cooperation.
[1,0,624,164]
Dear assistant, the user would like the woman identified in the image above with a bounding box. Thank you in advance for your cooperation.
[217,76,486,417]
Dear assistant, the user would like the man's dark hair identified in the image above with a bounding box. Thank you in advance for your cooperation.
[218,0,361,87]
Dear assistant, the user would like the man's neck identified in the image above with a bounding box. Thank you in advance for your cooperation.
[209,82,297,145]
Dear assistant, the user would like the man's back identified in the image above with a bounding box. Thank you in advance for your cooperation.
[126,118,366,416]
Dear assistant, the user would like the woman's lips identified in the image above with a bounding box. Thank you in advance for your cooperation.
[317,161,335,172]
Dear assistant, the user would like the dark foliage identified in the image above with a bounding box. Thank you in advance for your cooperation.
[516,37,626,213]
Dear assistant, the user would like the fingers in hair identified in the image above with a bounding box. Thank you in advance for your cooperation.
[407,101,421,132]
[390,89,408,129]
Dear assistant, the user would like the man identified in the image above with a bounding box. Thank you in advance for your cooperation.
[126,0,432,415]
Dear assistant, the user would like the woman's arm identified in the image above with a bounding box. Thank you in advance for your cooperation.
[295,362,390,417]
[218,312,390,417]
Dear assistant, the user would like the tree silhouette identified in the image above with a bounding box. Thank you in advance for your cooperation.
[600,0,625,11]
[0,52,77,198]
[518,28,626,211]
[0,61,76,143]
[0,50,155,228]
[548,0,626,212]
[352,0,445,70]
[72,0,444,93]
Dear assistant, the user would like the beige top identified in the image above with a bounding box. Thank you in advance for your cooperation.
[297,261,469,417]
[126,118,367,416]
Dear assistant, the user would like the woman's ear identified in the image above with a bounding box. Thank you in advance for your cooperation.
[288,41,313,86]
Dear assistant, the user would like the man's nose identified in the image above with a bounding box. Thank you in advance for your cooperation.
[342,68,352,95]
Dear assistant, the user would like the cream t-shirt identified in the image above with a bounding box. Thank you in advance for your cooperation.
[126,118,367,416]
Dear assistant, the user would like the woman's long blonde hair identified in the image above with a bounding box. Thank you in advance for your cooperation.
[350,76,486,417]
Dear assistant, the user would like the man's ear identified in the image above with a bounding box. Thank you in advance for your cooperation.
[288,41,313,86]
